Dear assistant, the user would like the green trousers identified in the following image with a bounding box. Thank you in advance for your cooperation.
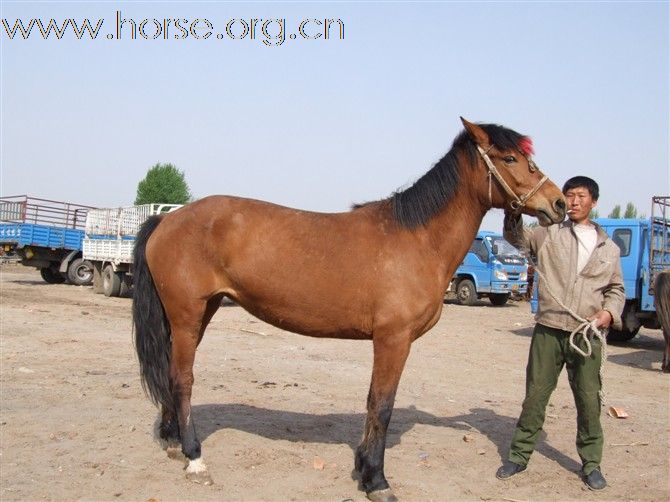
[508,323,603,475]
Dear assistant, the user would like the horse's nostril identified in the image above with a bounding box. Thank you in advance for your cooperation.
[555,199,566,213]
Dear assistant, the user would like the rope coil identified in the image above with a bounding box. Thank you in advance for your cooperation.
[532,260,608,405]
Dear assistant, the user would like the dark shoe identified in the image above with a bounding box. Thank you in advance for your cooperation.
[584,468,607,490]
[496,460,526,479]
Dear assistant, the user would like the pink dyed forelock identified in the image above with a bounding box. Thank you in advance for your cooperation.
[518,137,534,156]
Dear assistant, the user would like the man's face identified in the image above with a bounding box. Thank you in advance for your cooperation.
[564,186,597,223]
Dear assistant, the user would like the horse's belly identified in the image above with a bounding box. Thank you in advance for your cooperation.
[233,297,373,340]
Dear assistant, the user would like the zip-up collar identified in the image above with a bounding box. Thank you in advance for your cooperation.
[563,219,609,246]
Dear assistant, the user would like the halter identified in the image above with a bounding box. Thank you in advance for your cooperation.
[477,144,548,211]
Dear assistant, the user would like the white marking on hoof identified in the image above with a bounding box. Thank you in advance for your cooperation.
[185,458,213,485]
[186,458,208,474]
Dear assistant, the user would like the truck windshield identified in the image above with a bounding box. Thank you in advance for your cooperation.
[486,237,522,257]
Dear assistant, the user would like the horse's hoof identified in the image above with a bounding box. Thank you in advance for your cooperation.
[185,469,214,485]
[367,488,398,502]
[166,446,186,461]
[185,458,213,486]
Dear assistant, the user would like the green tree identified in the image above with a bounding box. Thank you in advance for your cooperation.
[135,163,192,205]
[589,209,600,219]
[623,202,638,218]
[608,205,621,219]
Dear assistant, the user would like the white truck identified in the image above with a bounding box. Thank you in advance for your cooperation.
[83,203,182,297]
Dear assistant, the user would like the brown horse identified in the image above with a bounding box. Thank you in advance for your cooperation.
[132,118,566,501]
[654,270,670,372]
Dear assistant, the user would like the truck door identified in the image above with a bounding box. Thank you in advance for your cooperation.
[460,238,490,292]
[610,224,640,302]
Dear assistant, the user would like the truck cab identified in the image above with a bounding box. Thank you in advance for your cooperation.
[449,231,528,306]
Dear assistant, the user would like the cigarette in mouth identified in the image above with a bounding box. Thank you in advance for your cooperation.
[566,209,574,214]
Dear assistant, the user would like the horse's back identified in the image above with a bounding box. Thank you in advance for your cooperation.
[163,195,382,269]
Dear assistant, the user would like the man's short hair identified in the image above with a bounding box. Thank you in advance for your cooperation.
[562,176,599,201]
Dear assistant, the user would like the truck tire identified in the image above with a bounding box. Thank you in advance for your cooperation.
[489,293,510,306]
[456,279,477,306]
[67,258,93,286]
[607,326,640,343]
[102,265,122,297]
[40,267,66,284]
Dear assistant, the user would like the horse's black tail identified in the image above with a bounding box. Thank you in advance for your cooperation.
[133,215,173,410]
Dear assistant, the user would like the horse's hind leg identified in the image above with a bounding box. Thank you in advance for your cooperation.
[165,296,221,485]
[159,294,223,457]
[158,404,182,458]
[355,332,411,502]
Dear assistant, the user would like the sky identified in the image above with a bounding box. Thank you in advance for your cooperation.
[1,1,668,232]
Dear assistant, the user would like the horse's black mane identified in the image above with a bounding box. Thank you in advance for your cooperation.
[382,123,528,228]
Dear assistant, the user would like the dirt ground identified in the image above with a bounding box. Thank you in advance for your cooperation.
[1,262,668,502]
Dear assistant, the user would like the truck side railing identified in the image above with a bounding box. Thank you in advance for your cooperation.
[83,204,182,265]
[650,196,670,294]
[85,203,181,237]
[0,195,95,230]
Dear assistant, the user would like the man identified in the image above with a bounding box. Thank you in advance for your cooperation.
[496,176,625,490]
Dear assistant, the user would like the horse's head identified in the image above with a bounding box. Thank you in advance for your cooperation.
[461,118,566,226]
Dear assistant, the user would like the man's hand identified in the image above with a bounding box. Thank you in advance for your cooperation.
[588,310,613,329]
[503,210,523,230]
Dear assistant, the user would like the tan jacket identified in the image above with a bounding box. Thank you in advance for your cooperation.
[503,215,625,332]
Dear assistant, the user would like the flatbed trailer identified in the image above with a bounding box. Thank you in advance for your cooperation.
[0,195,96,284]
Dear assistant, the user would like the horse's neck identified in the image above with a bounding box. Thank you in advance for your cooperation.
[424,187,489,283]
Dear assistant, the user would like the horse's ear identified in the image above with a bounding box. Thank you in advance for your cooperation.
[460,117,490,148]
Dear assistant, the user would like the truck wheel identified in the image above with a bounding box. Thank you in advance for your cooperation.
[67,258,93,286]
[489,293,510,306]
[102,265,121,297]
[456,279,477,306]
[607,326,640,343]
[40,267,66,284]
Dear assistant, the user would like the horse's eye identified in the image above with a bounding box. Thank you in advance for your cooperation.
[503,155,516,164]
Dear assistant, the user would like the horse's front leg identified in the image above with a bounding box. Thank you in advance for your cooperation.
[356,332,411,502]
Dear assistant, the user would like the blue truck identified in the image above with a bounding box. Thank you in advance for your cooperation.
[593,196,670,341]
[449,230,529,306]
[0,195,96,285]
[530,196,669,342]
